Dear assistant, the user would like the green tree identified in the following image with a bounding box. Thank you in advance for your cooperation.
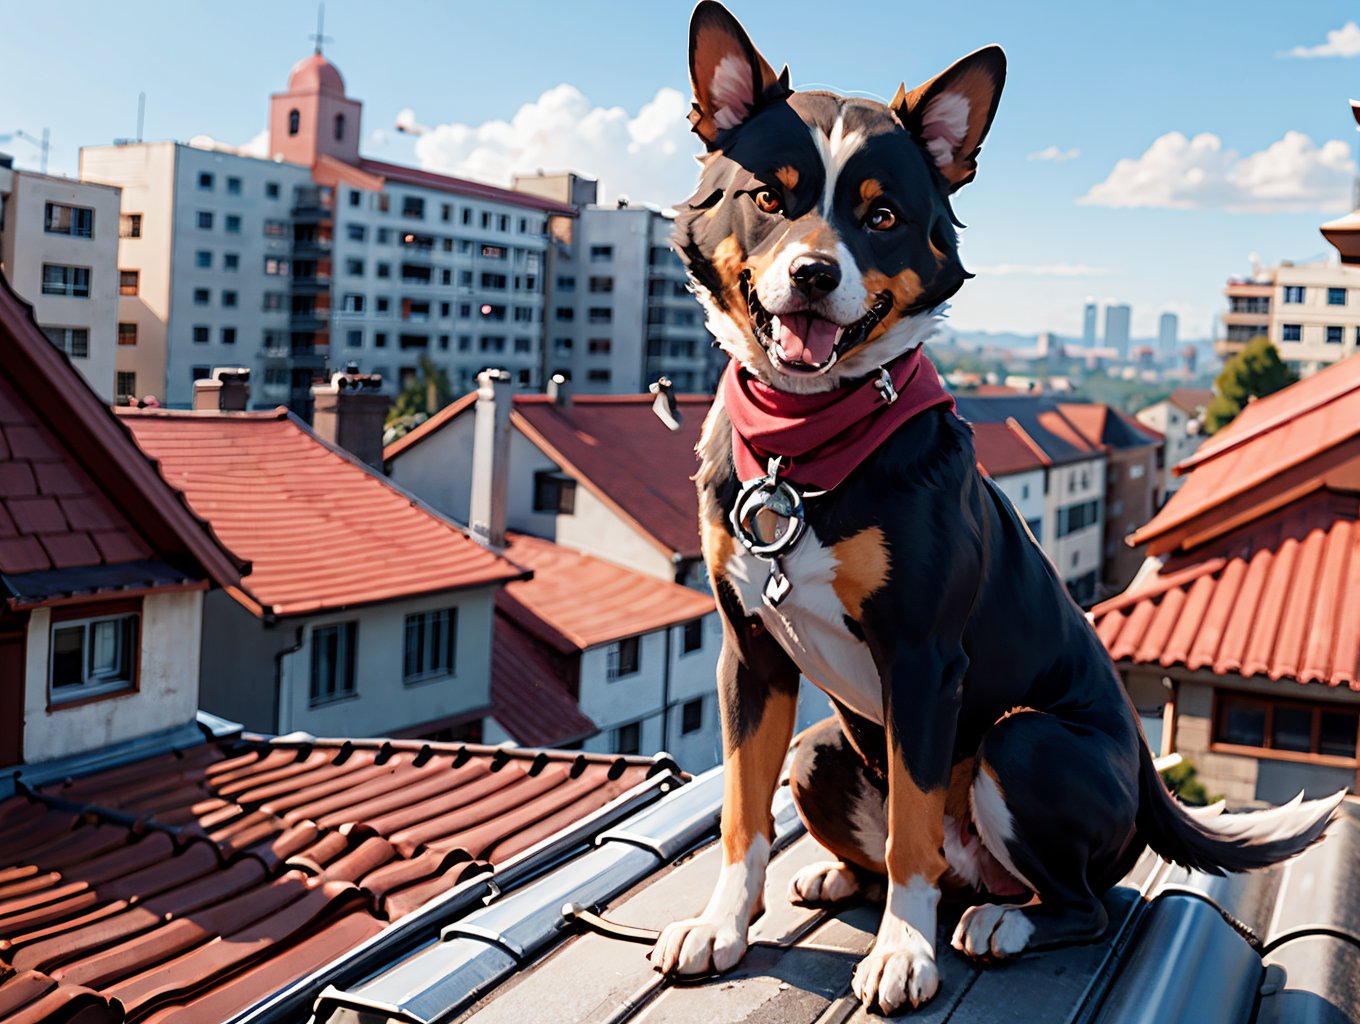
[386,355,453,432]
[1204,336,1296,434]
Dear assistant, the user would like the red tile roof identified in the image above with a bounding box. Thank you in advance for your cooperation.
[0,737,666,1024]
[1093,491,1360,689]
[0,275,241,604]
[970,421,1047,477]
[1058,403,1162,450]
[491,617,597,747]
[118,409,524,618]
[355,159,576,216]
[1132,355,1360,553]
[497,533,714,651]
[1167,387,1215,415]
[386,393,713,563]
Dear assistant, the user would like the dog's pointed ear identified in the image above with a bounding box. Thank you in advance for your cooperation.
[688,1,791,147]
[892,46,1006,192]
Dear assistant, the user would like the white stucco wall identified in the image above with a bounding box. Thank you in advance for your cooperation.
[22,591,203,763]
[277,586,497,737]
[989,468,1047,540]
[1045,456,1105,590]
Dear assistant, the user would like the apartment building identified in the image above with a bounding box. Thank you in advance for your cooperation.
[516,172,717,394]
[0,156,120,400]
[1136,387,1211,503]
[81,50,569,413]
[1217,261,1360,377]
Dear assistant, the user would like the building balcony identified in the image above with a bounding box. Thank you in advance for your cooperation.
[292,238,332,258]
[1221,312,1271,329]
[290,274,332,293]
[290,311,327,331]
[1215,338,1248,359]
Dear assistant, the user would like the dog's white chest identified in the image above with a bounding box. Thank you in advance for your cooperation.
[726,535,884,725]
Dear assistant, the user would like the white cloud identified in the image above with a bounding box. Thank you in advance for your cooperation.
[1027,146,1080,162]
[1285,21,1360,58]
[972,263,1112,277]
[368,128,390,149]
[236,129,269,158]
[409,84,703,206]
[1080,130,1354,213]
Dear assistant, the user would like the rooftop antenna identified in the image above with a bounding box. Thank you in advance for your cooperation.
[310,3,332,55]
[136,92,145,143]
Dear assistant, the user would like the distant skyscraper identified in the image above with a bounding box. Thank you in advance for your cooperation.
[1082,301,1098,346]
[1104,304,1131,360]
[1158,312,1178,353]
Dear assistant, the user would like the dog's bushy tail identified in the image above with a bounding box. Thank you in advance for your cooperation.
[1136,747,1344,874]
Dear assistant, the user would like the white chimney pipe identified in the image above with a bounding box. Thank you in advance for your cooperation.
[469,368,513,549]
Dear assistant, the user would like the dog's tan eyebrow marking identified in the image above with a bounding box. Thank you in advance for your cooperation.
[832,526,891,620]
[859,178,884,204]
[775,165,800,190]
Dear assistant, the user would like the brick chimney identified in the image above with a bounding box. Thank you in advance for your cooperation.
[193,367,251,411]
[311,367,389,468]
[469,368,513,549]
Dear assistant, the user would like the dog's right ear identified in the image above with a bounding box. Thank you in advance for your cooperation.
[688,1,791,147]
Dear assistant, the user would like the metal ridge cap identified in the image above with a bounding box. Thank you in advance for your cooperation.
[9,719,210,795]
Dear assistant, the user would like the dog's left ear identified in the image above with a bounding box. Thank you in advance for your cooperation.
[893,46,1006,192]
[688,1,792,147]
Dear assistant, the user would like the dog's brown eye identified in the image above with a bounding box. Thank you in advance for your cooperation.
[866,207,897,231]
[754,189,783,214]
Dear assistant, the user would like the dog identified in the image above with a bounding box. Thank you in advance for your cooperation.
[649,2,1343,1015]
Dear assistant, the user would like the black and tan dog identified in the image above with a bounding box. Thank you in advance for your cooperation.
[649,2,1342,1015]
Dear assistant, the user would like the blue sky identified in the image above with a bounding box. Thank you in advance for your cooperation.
[4,1,1360,340]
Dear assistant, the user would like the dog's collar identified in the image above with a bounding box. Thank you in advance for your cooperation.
[723,346,954,492]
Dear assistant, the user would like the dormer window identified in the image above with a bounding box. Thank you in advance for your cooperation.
[288,109,300,136]
[334,113,345,141]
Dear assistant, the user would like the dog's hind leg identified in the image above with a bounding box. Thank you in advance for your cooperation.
[787,716,886,905]
[952,707,1142,960]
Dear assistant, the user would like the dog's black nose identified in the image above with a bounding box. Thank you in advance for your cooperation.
[789,255,841,301]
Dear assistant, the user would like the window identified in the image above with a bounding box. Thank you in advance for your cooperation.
[376,262,391,279]
[193,288,210,306]
[195,250,212,268]
[116,371,136,397]
[266,181,280,199]
[1056,499,1100,538]
[588,307,612,324]
[264,256,289,276]
[556,275,576,292]
[118,322,137,346]
[533,471,577,514]
[1214,692,1359,761]
[44,202,94,238]
[221,327,237,345]
[49,608,139,703]
[346,258,365,276]
[438,334,449,350]
[262,292,285,311]
[458,335,472,350]
[463,208,473,225]
[41,264,91,297]
[1328,287,1346,306]
[310,622,357,704]
[334,113,346,141]
[481,244,506,260]
[403,608,456,682]
[346,329,363,348]
[342,293,365,313]
[264,219,287,238]
[607,636,640,679]
[614,722,642,756]
[120,213,142,238]
[377,227,392,244]
[480,335,506,353]
[348,223,367,242]
[375,194,391,213]
[225,214,241,234]
[226,176,242,195]
[1283,285,1305,303]
[288,109,300,135]
[555,307,575,322]
[197,211,213,230]
[192,325,210,343]
[441,203,452,222]
[42,327,89,358]
[587,369,612,383]
[1282,323,1302,342]
[589,276,614,293]
[588,338,612,355]
[481,272,507,289]
[120,270,139,295]
[402,196,425,218]
[375,331,387,348]
[198,171,214,190]
[681,698,703,735]
[1326,325,1344,344]
[513,336,531,353]
[682,618,703,653]
[376,297,391,315]
[590,245,613,262]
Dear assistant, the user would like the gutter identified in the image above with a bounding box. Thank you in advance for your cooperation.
[272,624,306,735]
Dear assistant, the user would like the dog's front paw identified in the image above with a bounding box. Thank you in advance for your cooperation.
[852,937,940,1014]
[789,860,860,905]
[951,903,1034,960]
[650,916,748,976]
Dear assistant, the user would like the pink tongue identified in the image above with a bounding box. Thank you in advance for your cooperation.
[776,313,840,365]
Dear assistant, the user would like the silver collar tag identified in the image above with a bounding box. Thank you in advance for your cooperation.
[874,366,898,405]
[730,457,806,607]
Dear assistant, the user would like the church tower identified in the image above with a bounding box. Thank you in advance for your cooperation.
[267,48,362,167]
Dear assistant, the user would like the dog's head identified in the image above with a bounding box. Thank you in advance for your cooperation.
[676,1,1005,393]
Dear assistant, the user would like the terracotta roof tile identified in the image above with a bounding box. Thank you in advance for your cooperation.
[356,158,577,215]
[492,616,598,747]
[970,421,1047,477]
[0,738,666,1024]
[1093,491,1360,688]
[497,532,714,650]
[118,409,525,617]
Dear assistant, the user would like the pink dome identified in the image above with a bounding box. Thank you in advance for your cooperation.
[287,52,345,94]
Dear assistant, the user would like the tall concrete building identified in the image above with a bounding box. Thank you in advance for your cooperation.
[0,156,121,400]
[82,50,570,412]
[1082,300,1097,346]
[516,173,716,394]
[1104,303,1131,360]
[1218,261,1360,378]
[1158,312,1178,353]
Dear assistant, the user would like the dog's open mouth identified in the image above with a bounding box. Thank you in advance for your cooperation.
[742,274,893,376]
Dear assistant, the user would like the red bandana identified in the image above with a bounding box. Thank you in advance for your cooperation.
[723,347,955,490]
